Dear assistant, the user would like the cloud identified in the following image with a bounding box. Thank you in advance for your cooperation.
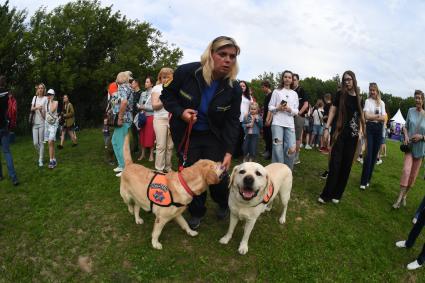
[10,0,425,98]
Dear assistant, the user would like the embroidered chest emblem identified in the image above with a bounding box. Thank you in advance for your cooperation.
[148,174,173,206]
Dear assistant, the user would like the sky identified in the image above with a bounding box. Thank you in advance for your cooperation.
[10,0,425,98]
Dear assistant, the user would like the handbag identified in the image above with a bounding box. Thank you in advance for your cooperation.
[28,96,37,127]
[138,111,147,128]
[400,143,412,153]
[105,100,118,127]
[46,101,57,125]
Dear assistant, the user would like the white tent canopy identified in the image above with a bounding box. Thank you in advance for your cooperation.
[390,109,406,125]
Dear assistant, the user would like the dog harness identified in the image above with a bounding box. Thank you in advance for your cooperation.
[252,182,275,207]
[147,172,194,211]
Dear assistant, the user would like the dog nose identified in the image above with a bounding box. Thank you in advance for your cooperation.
[243,175,254,186]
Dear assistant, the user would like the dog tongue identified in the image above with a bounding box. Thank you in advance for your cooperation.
[243,190,255,199]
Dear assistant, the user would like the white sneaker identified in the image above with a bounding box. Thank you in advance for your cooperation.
[317,197,326,204]
[395,240,406,248]
[116,172,122,177]
[413,217,418,224]
[305,145,312,150]
[376,159,383,165]
[315,144,319,148]
[331,199,340,204]
[366,183,370,188]
[360,185,366,190]
[407,260,422,270]
[113,167,123,172]
[38,160,43,167]
[357,157,363,164]
[300,144,305,148]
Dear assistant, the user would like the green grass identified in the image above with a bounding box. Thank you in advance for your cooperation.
[1,129,424,282]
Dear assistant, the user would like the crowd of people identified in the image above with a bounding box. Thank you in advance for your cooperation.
[1,35,425,270]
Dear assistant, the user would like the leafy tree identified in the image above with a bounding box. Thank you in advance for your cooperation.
[27,0,183,126]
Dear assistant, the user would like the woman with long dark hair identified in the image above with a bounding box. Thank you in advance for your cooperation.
[318,70,365,204]
[235,80,252,158]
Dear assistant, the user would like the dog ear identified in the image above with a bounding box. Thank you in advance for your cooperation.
[228,165,239,188]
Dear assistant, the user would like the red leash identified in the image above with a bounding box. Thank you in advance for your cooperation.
[178,115,195,172]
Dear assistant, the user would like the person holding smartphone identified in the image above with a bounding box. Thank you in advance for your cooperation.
[359,83,386,190]
[267,70,299,170]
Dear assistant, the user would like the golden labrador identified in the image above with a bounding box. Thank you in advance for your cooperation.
[219,162,292,254]
[120,135,224,249]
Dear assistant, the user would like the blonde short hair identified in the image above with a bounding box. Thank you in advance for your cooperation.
[200,36,240,87]
[116,71,131,84]
[156,67,174,85]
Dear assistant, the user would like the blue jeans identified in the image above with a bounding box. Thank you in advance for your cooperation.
[0,128,18,182]
[360,122,383,186]
[243,134,259,159]
[112,123,131,168]
[271,125,296,170]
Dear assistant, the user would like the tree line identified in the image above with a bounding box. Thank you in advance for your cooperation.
[1,0,182,133]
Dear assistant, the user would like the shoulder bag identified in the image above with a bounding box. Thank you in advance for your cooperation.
[28,96,37,127]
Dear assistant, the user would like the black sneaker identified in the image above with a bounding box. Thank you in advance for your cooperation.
[320,170,328,180]
[12,179,19,186]
[187,216,203,230]
[216,207,229,220]
[57,145,63,150]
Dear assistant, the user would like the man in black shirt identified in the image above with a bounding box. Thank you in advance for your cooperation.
[0,75,18,186]
[292,74,309,164]
[130,78,142,153]
[261,80,273,159]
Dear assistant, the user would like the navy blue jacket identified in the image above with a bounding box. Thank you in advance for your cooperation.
[160,62,242,154]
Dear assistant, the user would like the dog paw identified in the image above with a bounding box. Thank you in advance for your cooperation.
[187,229,198,237]
[152,240,163,250]
[279,216,286,224]
[219,235,231,244]
[238,243,248,255]
[135,218,144,225]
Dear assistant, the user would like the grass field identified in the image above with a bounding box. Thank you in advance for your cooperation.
[0,128,424,282]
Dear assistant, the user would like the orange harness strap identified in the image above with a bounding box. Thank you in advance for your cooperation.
[262,182,274,204]
[252,182,275,207]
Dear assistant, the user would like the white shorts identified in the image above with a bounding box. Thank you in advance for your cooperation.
[44,122,58,142]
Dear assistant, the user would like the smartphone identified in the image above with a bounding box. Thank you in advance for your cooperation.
[375,107,379,115]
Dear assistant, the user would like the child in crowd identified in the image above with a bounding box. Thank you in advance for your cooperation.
[311,99,324,148]
[242,102,263,162]
[103,116,115,165]
[302,103,313,149]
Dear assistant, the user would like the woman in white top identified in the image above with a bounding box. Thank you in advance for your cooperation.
[30,83,48,167]
[137,76,155,161]
[44,89,59,169]
[151,67,174,173]
[267,70,299,170]
[235,80,252,158]
[359,83,386,189]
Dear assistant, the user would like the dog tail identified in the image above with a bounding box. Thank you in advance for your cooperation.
[123,133,133,166]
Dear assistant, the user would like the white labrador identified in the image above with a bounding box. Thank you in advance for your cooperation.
[219,162,292,254]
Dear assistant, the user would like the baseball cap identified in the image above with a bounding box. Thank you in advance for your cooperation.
[47,89,55,95]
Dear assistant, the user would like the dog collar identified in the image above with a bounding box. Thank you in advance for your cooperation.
[178,172,195,197]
